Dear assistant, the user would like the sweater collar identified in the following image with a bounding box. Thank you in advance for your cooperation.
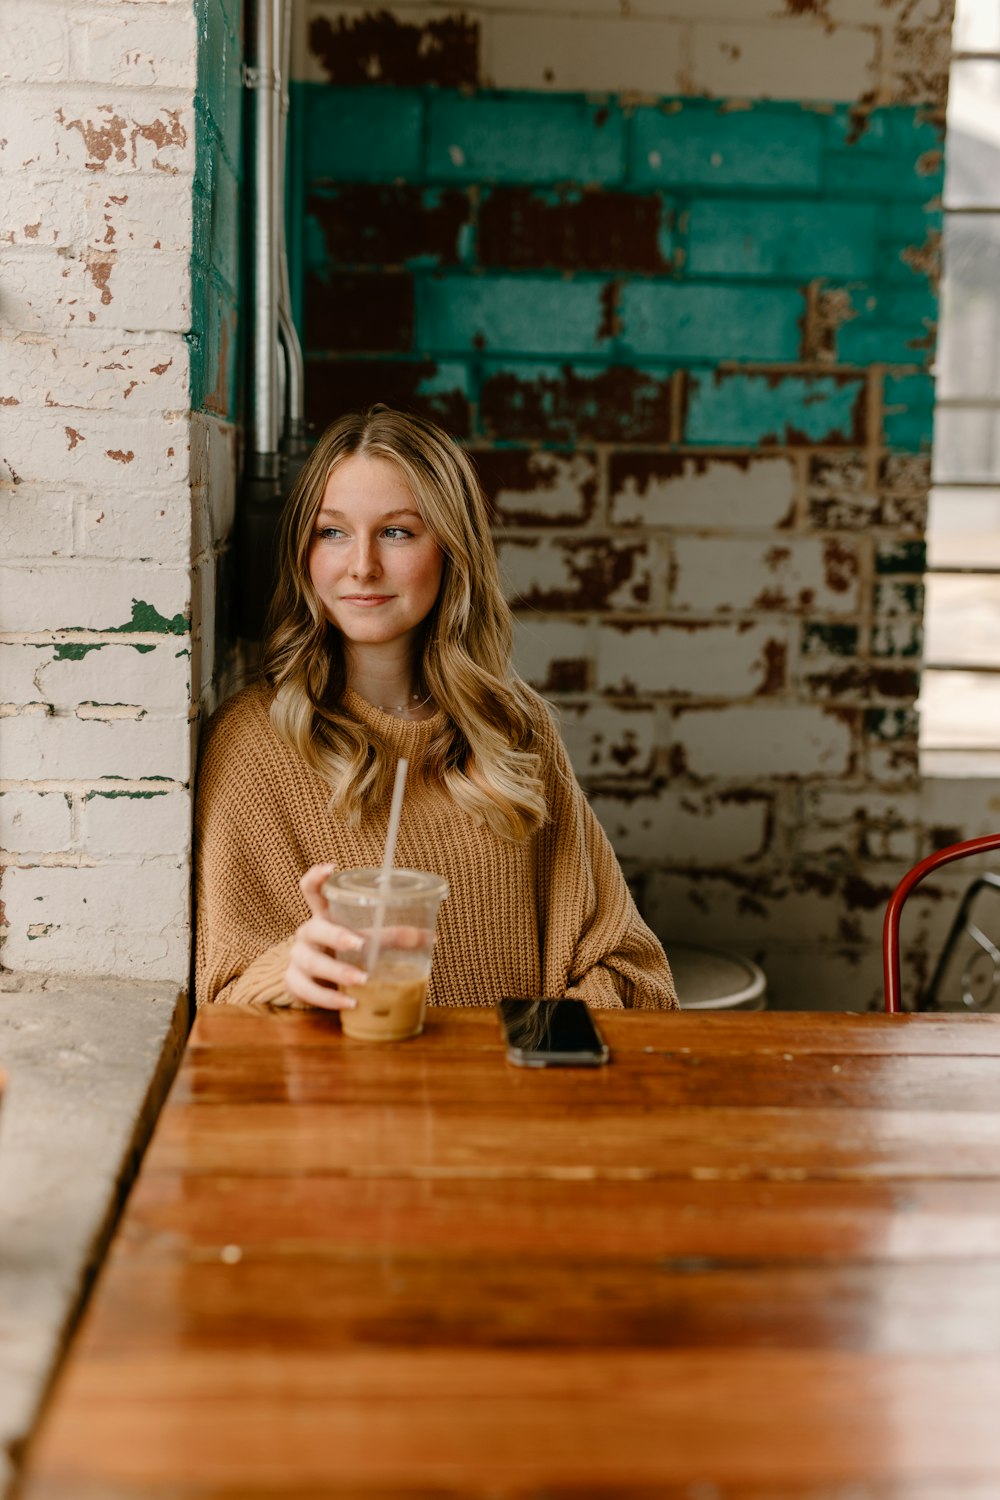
[342,687,446,751]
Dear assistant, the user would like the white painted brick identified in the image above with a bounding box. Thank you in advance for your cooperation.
[484,14,686,93]
[799,786,921,862]
[499,537,654,611]
[593,789,769,863]
[68,6,198,89]
[1,247,190,334]
[887,24,951,106]
[1,335,189,414]
[647,867,892,955]
[485,451,597,527]
[866,742,918,786]
[0,489,75,556]
[83,786,190,855]
[0,644,49,703]
[690,20,877,102]
[1,2,71,83]
[0,174,192,252]
[920,778,1000,842]
[754,946,883,1014]
[0,790,73,853]
[1,408,188,489]
[1,860,191,981]
[557,701,658,783]
[0,175,83,247]
[190,412,237,552]
[1,711,190,780]
[0,92,195,175]
[0,562,189,632]
[674,704,854,778]
[804,786,920,828]
[513,618,595,694]
[597,620,788,697]
[672,536,861,615]
[26,640,191,711]
[611,456,798,530]
[75,490,191,562]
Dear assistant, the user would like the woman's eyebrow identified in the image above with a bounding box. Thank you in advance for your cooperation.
[316,507,422,521]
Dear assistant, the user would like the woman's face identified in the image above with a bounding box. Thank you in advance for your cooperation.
[307,453,445,654]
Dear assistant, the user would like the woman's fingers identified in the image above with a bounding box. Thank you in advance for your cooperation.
[375,923,435,951]
[284,966,358,1011]
[299,863,336,919]
[288,936,367,990]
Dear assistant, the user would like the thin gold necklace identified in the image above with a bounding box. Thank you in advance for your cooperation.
[375,691,430,717]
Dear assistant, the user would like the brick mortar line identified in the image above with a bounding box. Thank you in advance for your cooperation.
[0,852,190,868]
[0,81,195,104]
[0,780,186,792]
[0,634,190,645]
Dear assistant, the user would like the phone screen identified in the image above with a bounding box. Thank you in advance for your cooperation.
[496,998,609,1066]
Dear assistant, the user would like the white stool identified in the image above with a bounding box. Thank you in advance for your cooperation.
[667,942,767,1011]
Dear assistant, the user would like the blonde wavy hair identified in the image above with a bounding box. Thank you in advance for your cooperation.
[260,406,548,841]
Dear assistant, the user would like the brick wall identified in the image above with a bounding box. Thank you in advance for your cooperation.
[290,0,994,1010]
[0,0,241,986]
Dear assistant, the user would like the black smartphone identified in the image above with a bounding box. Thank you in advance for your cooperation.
[496,998,610,1068]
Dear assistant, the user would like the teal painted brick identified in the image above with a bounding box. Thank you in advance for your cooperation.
[620,283,802,362]
[192,0,242,419]
[687,200,878,280]
[427,93,626,184]
[824,108,944,202]
[685,371,865,446]
[879,201,942,287]
[303,86,424,182]
[631,105,824,190]
[418,274,614,356]
[883,372,935,450]
[478,360,675,443]
[839,286,936,366]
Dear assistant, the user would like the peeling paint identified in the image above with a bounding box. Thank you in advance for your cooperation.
[309,11,479,87]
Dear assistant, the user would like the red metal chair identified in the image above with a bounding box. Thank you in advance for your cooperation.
[883,833,1000,1012]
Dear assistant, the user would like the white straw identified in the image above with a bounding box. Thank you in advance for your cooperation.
[366,756,409,971]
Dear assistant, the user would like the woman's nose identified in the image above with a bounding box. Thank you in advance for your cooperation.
[348,537,380,579]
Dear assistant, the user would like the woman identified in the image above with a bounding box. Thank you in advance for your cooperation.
[195,406,677,1012]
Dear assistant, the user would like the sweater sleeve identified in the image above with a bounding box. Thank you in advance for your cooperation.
[535,707,678,1011]
[194,693,308,1010]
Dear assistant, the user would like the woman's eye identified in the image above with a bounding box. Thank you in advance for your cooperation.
[383,527,414,541]
[315,527,346,541]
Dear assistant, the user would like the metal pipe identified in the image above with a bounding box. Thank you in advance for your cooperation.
[277,0,305,433]
[246,0,283,468]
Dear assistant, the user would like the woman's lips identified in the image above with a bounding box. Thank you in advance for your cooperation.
[341,595,393,606]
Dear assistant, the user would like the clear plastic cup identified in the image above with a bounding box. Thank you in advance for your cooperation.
[322,868,448,1041]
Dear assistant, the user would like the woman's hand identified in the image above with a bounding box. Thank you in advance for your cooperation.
[285,864,368,1011]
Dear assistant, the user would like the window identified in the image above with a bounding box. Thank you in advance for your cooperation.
[920,0,1000,775]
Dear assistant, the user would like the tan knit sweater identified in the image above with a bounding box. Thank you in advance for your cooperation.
[194,681,678,1011]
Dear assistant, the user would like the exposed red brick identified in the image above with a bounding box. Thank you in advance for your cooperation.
[478,187,672,273]
[472,448,597,526]
[757,640,787,695]
[308,186,471,267]
[308,11,479,86]
[481,365,673,443]
[609,450,756,498]
[305,358,470,437]
[508,539,650,611]
[304,271,414,353]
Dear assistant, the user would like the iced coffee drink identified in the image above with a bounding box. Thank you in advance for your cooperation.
[341,960,429,1041]
[322,868,448,1042]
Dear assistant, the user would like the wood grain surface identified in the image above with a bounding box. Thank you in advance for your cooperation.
[21,1009,1000,1498]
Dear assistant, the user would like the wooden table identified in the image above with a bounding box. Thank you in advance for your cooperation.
[21,1007,1000,1498]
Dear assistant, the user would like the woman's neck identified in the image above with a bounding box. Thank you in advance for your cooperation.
[345,647,433,721]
